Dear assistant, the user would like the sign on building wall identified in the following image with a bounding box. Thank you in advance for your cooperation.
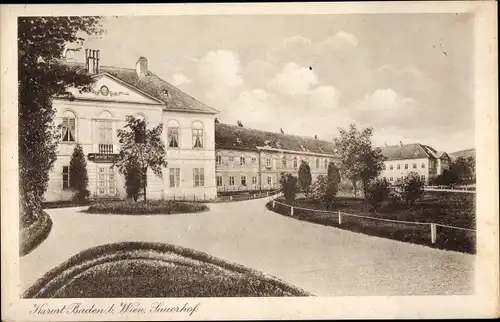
[87,153,121,163]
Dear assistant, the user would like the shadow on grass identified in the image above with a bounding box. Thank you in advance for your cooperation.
[23,242,313,298]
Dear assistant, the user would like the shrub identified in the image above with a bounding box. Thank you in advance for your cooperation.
[434,169,460,187]
[122,156,143,201]
[279,173,298,203]
[86,200,208,215]
[20,210,53,256]
[298,161,312,194]
[395,172,424,206]
[69,144,90,201]
[309,175,335,209]
[365,178,390,212]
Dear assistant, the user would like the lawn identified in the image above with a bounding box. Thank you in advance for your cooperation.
[23,242,312,298]
[268,191,476,254]
[86,200,209,215]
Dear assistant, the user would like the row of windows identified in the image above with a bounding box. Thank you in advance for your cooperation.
[60,111,206,150]
[216,175,272,186]
[169,167,205,187]
[387,175,426,182]
[383,162,426,171]
[216,154,332,169]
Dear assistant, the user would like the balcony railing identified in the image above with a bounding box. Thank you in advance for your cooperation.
[98,144,114,154]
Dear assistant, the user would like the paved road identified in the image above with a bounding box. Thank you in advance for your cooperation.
[21,197,475,296]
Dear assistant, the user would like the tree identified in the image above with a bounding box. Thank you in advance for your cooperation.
[450,156,475,184]
[18,17,103,222]
[395,172,424,206]
[114,116,168,202]
[69,144,90,201]
[327,162,341,196]
[334,124,386,199]
[123,156,143,202]
[309,164,341,210]
[279,173,298,203]
[298,161,312,195]
[435,168,460,186]
[365,178,390,212]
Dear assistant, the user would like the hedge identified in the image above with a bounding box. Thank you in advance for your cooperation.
[86,200,209,215]
[20,211,53,256]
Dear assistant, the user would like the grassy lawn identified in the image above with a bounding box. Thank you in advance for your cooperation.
[20,211,53,256]
[268,192,476,254]
[23,242,311,298]
[85,200,209,215]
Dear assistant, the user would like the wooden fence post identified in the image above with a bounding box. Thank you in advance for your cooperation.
[230,196,233,201]
[290,206,294,217]
[338,211,342,225]
[272,200,275,208]
[431,223,437,244]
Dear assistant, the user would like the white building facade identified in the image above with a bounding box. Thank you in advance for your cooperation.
[44,51,218,202]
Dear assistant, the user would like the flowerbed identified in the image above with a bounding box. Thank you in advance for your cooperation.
[20,211,53,256]
[23,242,312,298]
[86,200,209,215]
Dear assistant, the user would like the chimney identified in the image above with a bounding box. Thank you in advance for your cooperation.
[136,57,148,78]
[85,49,99,74]
[314,135,318,139]
[399,141,403,147]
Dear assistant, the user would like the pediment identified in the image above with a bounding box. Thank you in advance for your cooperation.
[66,74,163,105]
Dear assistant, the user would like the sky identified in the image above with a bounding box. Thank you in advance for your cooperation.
[75,14,475,153]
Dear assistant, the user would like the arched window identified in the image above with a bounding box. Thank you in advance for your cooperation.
[61,110,76,142]
[228,153,235,164]
[216,152,222,166]
[167,119,179,148]
[97,111,113,145]
[324,159,328,169]
[293,157,298,168]
[282,155,287,168]
[316,158,320,169]
[192,121,204,148]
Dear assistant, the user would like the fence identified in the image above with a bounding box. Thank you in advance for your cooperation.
[424,185,476,193]
[269,195,476,253]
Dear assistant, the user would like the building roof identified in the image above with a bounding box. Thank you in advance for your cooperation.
[380,143,449,161]
[59,60,218,114]
[215,123,338,156]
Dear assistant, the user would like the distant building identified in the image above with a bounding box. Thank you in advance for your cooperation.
[214,123,340,192]
[379,143,451,184]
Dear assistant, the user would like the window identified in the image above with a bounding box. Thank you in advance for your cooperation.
[62,166,70,189]
[316,158,320,169]
[216,153,222,166]
[61,111,76,142]
[324,159,328,169]
[97,111,113,145]
[241,176,247,186]
[169,168,180,188]
[421,163,425,168]
[240,157,246,166]
[383,163,387,170]
[266,158,272,167]
[413,163,417,169]
[228,154,234,163]
[216,176,223,187]
[405,164,408,169]
[282,156,287,168]
[267,176,272,185]
[193,168,204,187]
[389,177,393,182]
[421,175,426,181]
[389,164,393,170]
[167,120,179,148]
[229,176,235,186]
[252,176,257,185]
[293,157,298,168]
[397,164,400,170]
[192,121,204,148]
[251,157,257,164]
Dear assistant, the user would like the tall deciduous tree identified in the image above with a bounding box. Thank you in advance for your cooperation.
[334,124,386,199]
[298,160,312,195]
[18,17,102,222]
[114,116,168,202]
[69,144,90,201]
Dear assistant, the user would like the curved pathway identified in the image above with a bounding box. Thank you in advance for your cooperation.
[20,197,474,296]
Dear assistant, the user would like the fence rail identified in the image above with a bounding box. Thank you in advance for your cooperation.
[424,185,476,193]
[270,195,476,246]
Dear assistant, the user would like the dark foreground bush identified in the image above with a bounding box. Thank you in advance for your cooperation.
[20,211,53,256]
[86,200,209,215]
[23,242,312,298]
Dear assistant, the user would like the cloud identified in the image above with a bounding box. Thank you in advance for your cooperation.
[307,85,340,110]
[169,73,192,86]
[198,50,243,89]
[328,31,358,48]
[268,62,318,96]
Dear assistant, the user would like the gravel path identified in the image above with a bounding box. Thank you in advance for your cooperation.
[20,197,475,296]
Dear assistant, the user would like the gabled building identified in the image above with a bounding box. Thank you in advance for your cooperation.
[214,123,340,192]
[379,143,451,184]
[44,49,219,201]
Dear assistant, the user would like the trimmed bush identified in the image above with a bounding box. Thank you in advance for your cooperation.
[365,178,390,212]
[69,144,90,202]
[86,200,208,215]
[279,173,298,203]
[23,242,312,298]
[20,211,53,256]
